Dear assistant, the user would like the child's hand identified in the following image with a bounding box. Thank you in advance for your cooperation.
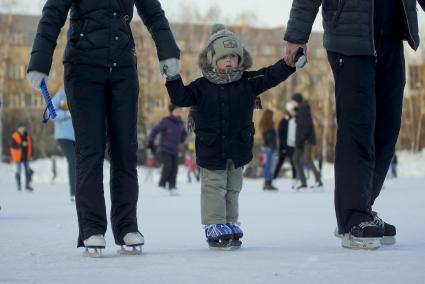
[159,58,180,79]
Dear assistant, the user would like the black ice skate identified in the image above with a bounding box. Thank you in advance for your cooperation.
[118,232,144,255]
[83,234,106,258]
[334,213,396,246]
[372,211,396,245]
[263,181,278,191]
[341,221,384,250]
[205,224,234,250]
[227,222,244,249]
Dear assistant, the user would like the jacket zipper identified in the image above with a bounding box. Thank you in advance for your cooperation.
[401,0,416,48]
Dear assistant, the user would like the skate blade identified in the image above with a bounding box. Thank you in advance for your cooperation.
[336,230,395,246]
[83,247,104,258]
[341,234,381,250]
[118,245,143,255]
[208,244,235,251]
[207,239,237,251]
[381,236,396,245]
[230,240,242,250]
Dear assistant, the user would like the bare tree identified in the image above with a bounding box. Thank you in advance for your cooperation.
[0,0,18,161]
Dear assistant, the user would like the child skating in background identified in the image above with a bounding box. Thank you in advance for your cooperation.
[163,24,296,249]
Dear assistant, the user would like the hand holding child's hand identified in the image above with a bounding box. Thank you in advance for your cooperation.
[284,42,307,68]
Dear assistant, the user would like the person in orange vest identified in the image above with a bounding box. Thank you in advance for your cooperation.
[10,124,34,191]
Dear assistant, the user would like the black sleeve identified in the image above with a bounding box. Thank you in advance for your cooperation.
[165,77,200,107]
[283,0,322,44]
[247,60,295,95]
[135,0,180,60]
[27,0,73,74]
[418,0,425,11]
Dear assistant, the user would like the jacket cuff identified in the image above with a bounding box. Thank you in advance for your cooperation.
[27,51,52,75]
[279,59,296,73]
[166,74,181,82]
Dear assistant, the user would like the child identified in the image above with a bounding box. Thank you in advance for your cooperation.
[148,104,188,193]
[164,24,296,249]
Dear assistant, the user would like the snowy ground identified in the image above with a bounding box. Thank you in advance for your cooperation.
[0,152,425,284]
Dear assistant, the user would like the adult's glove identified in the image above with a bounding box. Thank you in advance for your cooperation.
[159,58,180,79]
[27,71,48,91]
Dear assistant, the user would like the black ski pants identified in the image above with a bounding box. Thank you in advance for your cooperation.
[65,63,140,247]
[159,152,179,189]
[327,37,405,233]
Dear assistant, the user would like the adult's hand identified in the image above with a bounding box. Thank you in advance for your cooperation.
[27,71,48,91]
[284,42,307,67]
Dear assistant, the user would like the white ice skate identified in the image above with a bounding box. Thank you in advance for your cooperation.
[83,234,106,257]
[118,232,144,255]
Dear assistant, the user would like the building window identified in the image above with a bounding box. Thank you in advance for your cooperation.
[7,64,26,80]
[7,93,23,108]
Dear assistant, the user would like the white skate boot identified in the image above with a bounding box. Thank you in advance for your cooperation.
[83,234,106,257]
[118,232,144,255]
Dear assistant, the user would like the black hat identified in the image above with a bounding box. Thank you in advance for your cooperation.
[291,93,303,103]
[169,104,177,113]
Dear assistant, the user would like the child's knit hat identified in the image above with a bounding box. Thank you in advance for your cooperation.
[198,24,253,73]
[205,24,244,70]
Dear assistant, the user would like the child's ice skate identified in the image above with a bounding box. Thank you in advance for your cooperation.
[227,222,243,249]
[205,224,234,250]
[118,232,144,255]
[83,234,106,257]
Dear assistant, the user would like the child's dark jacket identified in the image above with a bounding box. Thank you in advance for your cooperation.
[166,60,295,170]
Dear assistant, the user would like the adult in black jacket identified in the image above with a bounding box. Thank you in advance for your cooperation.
[291,93,322,190]
[273,113,296,181]
[26,0,180,252]
[284,0,424,249]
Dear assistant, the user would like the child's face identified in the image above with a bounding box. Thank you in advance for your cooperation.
[216,54,239,72]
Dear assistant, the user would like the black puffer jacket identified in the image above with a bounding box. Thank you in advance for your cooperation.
[284,0,425,55]
[166,60,295,170]
[295,102,316,149]
[28,0,180,75]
